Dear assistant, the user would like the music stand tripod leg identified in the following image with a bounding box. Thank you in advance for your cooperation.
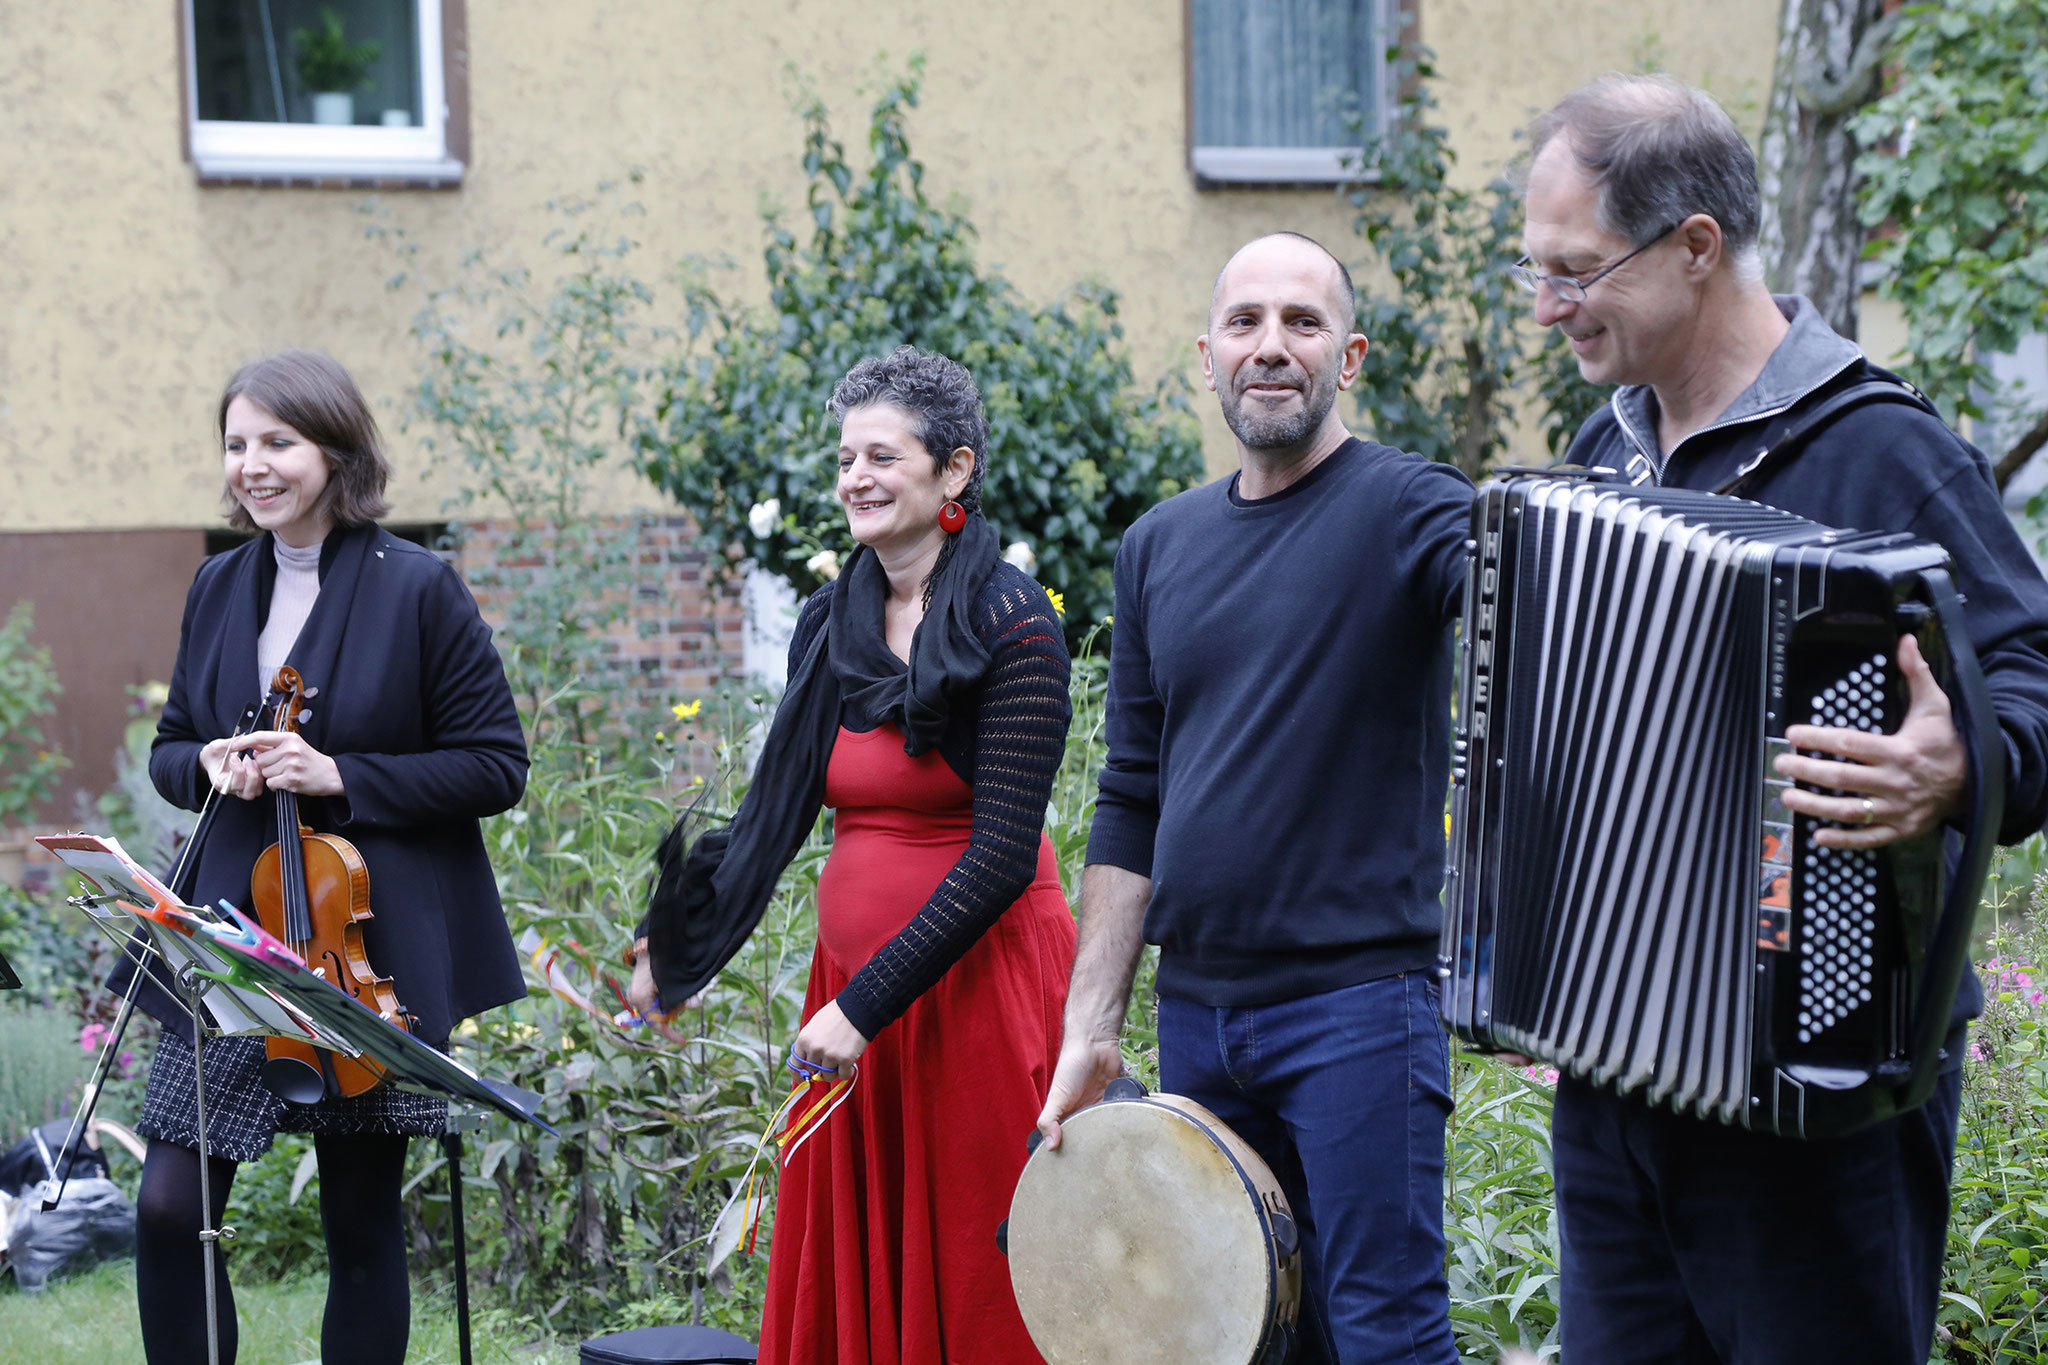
[41,959,147,1213]
[443,1131,473,1365]
[178,965,233,1365]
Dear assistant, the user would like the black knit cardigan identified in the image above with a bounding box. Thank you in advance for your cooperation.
[795,561,1073,1036]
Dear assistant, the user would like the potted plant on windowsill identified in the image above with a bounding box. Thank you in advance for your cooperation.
[293,7,381,127]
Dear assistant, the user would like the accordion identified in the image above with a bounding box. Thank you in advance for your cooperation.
[1440,472,2001,1138]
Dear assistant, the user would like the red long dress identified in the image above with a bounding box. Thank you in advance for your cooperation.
[757,723,1074,1364]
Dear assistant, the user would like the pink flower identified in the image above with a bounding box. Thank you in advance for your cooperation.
[1971,1041,1989,1063]
[79,1022,108,1053]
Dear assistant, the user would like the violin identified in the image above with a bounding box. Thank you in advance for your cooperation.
[249,665,410,1103]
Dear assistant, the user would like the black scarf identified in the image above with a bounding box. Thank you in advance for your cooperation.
[645,513,999,1010]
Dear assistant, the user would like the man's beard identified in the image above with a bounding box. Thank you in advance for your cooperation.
[1219,365,1337,451]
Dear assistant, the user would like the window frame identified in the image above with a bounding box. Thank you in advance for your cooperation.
[179,0,469,186]
[1183,0,1398,187]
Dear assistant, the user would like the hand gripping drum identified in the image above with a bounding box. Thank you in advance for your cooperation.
[1001,1080,1301,1364]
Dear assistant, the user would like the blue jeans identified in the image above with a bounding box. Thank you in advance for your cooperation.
[1158,971,1459,1365]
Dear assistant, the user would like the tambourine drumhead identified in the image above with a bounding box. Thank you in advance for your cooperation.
[1007,1094,1296,1365]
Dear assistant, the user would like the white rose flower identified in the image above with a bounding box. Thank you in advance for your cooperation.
[806,548,841,581]
[1002,541,1037,573]
[747,498,781,539]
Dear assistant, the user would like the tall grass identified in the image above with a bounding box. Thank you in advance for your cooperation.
[0,1260,575,1365]
[0,1005,87,1141]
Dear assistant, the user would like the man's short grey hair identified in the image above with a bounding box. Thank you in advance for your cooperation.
[828,345,990,511]
[1529,74,1764,283]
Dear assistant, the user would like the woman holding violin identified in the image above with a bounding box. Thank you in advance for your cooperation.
[131,350,528,1365]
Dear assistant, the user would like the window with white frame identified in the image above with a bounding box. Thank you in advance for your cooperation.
[1188,0,1391,185]
[184,0,464,182]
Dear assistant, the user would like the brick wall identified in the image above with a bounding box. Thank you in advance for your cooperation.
[450,514,747,717]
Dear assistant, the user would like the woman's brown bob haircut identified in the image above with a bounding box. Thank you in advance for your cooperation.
[217,349,392,533]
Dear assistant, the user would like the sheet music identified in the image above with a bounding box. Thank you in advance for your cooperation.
[190,911,551,1129]
[35,834,181,920]
[33,830,549,1131]
[36,833,306,1039]
[140,919,310,1039]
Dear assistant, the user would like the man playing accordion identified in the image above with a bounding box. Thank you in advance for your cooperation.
[1514,74,2048,1364]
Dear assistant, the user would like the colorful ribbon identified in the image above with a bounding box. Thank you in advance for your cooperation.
[706,1065,859,1259]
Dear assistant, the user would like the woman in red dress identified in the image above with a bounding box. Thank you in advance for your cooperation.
[634,346,1074,1363]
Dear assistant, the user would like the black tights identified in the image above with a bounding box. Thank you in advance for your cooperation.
[136,1134,413,1365]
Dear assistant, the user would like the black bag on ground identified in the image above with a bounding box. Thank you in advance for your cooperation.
[0,1121,110,1197]
[3,1175,136,1291]
[1,1127,135,1292]
[578,1325,758,1365]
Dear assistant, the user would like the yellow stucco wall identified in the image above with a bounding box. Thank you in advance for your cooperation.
[0,1,1779,532]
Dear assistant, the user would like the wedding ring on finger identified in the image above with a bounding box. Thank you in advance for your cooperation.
[1860,797,1876,826]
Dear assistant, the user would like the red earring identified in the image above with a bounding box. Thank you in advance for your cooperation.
[938,500,966,534]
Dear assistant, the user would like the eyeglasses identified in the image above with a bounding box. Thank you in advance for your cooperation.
[1508,222,1681,302]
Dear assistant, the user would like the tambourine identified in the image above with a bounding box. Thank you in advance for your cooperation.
[1001,1079,1301,1364]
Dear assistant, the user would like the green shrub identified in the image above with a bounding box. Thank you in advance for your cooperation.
[1344,44,1607,477]
[637,62,1205,633]
[0,1005,88,1143]
[217,1134,329,1283]
[1938,900,2048,1362]
[1442,1062,1560,1359]
[371,183,664,745]
[334,688,818,1336]
[92,683,190,878]
[0,878,155,1145]
[0,601,68,828]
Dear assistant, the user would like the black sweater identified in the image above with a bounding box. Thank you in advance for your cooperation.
[795,562,1072,1037]
[1086,438,1473,1006]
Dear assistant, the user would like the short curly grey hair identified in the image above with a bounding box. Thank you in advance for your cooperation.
[827,346,989,511]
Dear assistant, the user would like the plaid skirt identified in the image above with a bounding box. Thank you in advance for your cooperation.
[137,1032,447,1163]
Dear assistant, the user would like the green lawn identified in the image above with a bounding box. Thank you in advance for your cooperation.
[1,1261,577,1365]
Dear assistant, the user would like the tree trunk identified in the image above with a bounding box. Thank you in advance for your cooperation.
[1757,0,1893,340]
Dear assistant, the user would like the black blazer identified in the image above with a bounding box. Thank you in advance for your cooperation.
[139,522,528,1046]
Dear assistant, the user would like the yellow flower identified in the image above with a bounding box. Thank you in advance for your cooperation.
[1046,589,1066,617]
[671,699,703,721]
[1103,614,1113,627]
[655,730,668,742]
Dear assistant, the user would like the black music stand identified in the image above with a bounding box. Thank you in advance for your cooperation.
[36,834,552,1365]
[0,946,20,991]
[30,854,295,1365]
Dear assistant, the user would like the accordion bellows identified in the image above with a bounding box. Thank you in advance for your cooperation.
[1441,473,2002,1139]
